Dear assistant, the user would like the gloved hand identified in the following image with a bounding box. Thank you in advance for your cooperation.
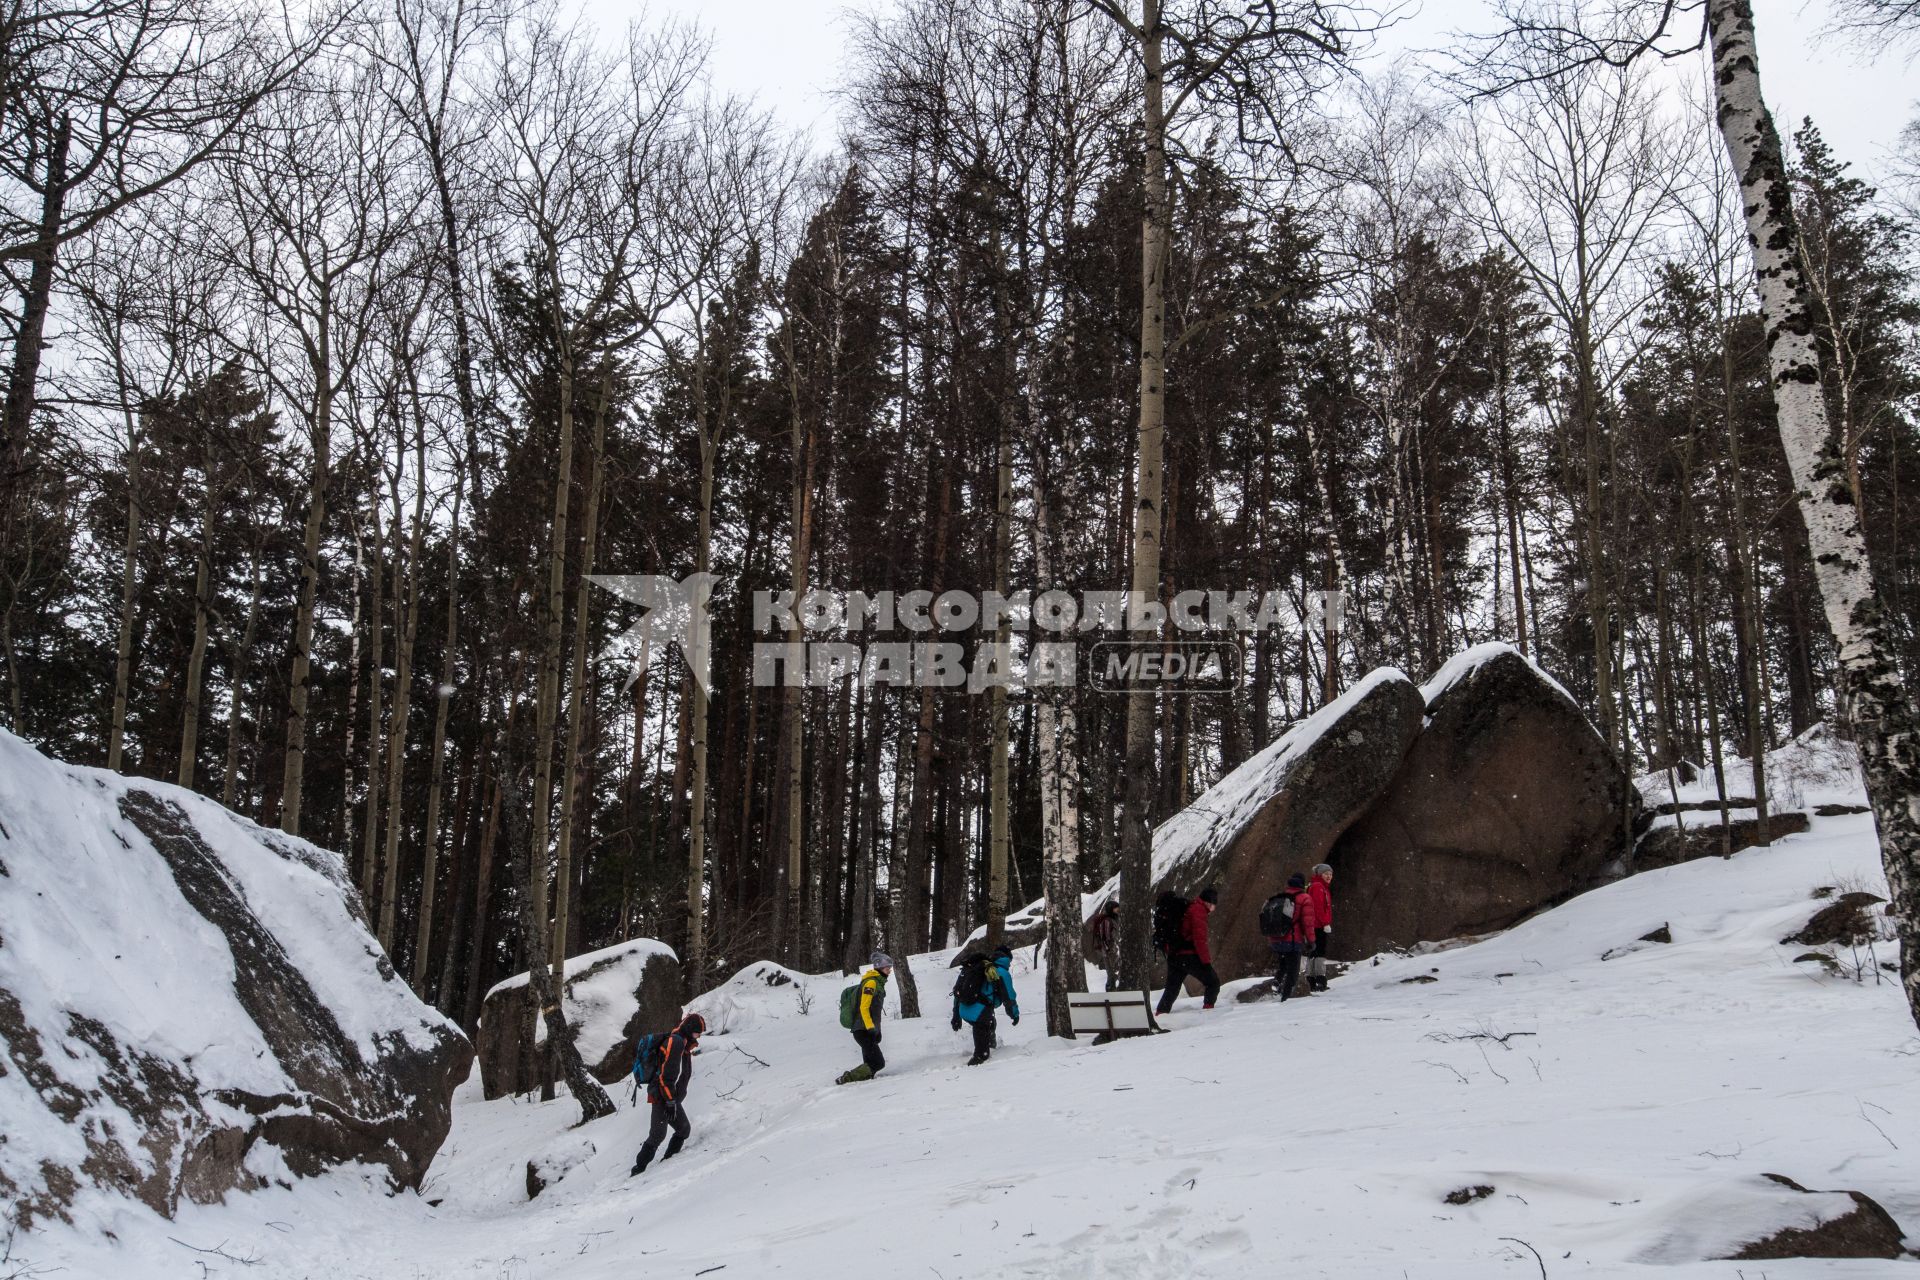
[1323,926,1332,935]
[950,1015,962,1031]
[1009,1014,1020,1026]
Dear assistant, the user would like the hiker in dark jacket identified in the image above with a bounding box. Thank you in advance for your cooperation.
[1263,873,1320,1000]
[1155,886,1222,1014]
[1307,863,1335,991]
[950,944,1021,1065]
[1086,900,1121,988]
[836,951,892,1085]
[630,1012,706,1176]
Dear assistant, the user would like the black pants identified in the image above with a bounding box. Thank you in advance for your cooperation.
[969,1006,997,1059]
[1273,946,1303,1000]
[853,1027,885,1074]
[1156,953,1221,1013]
[635,1098,689,1169]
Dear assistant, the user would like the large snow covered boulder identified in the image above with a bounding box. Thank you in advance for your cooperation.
[476,938,681,1100]
[0,730,470,1230]
[1328,644,1637,958]
[1135,669,1427,981]
[688,960,816,1035]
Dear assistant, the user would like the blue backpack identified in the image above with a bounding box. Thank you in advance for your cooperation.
[632,1032,670,1087]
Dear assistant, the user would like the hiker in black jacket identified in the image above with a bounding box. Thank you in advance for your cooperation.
[630,1013,706,1176]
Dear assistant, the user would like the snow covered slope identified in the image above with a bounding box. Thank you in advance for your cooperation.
[18,808,1915,1276]
[0,729,469,1231]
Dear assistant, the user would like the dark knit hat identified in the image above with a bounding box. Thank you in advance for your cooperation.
[1199,886,1219,904]
[1287,872,1306,889]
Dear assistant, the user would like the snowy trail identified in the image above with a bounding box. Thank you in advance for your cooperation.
[27,813,1920,1278]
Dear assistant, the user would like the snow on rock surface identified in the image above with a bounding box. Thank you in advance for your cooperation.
[17,809,1915,1277]
[476,938,681,1099]
[0,729,470,1230]
[688,960,814,1035]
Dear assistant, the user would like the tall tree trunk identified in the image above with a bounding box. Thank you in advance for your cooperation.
[1034,455,1085,1038]
[281,374,334,835]
[1719,342,1772,845]
[529,340,578,1093]
[688,400,717,990]
[413,480,463,989]
[362,506,387,906]
[221,549,264,809]
[1709,0,1920,1030]
[987,414,1012,946]
[782,398,814,964]
[552,375,610,972]
[109,422,140,773]
[380,429,428,954]
[1118,0,1168,991]
[506,768,613,1122]
[176,447,217,789]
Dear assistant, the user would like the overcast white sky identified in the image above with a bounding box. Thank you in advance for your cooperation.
[582,0,1914,179]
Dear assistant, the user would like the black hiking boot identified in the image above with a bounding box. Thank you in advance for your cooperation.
[630,1156,649,1177]
[967,1052,989,1066]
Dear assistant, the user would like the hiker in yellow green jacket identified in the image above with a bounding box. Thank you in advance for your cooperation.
[835,952,892,1084]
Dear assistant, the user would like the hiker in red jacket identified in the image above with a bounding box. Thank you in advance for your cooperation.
[1155,886,1222,1014]
[1307,863,1335,992]
[1263,873,1320,1000]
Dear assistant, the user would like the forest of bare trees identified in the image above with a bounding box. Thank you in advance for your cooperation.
[6,0,1920,1073]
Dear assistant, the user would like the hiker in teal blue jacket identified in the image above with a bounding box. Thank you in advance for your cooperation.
[950,944,1020,1066]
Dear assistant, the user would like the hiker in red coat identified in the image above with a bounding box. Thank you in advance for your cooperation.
[1307,863,1335,991]
[1262,873,1320,1000]
[1155,886,1222,1014]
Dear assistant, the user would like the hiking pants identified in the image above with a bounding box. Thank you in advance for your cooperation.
[1273,946,1303,1000]
[971,1006,996,1059]
[1310,928,1331,979]
[636,1099,689,1168]
[1156,953,1221,1013]
[852,1027,885,1075]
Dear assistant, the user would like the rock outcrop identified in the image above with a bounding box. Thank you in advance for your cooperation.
[1129,670,1427,981]
[1721,1175,1909,1261]
[1327,645,1638,959]
[0,730,470,1229]
[1636,810,1810,869]
[476,939,682,1100]
[976,646,1646,981]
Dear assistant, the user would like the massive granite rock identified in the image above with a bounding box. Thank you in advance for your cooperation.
[0,730,470,1230]
[1132,670,1428,982]
[476,939,682,1100]
[1327,644,1638,958]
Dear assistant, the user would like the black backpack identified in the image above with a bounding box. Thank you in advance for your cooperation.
[1151,893,1190,954]
[953,955,987,1006]
[1259,892,1298,939]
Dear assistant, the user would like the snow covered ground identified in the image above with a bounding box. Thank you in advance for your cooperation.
[21,812,1918,1278]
